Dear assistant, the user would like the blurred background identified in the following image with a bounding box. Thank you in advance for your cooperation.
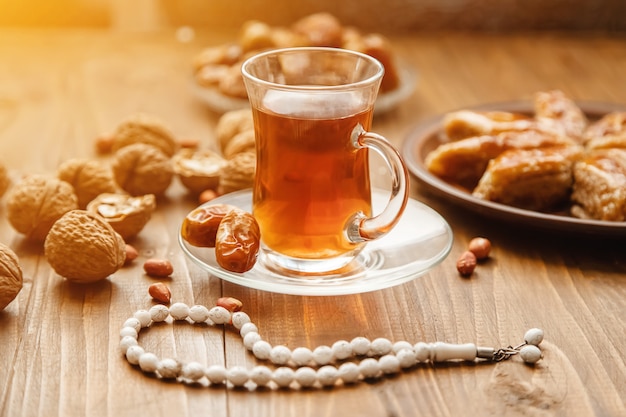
[1,0,625,32]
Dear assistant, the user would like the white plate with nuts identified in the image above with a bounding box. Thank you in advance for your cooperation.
[190,62,417,116]
[402,100,626,237]
[179,189,453,296]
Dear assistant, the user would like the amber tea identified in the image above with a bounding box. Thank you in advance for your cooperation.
[252,92,374,260]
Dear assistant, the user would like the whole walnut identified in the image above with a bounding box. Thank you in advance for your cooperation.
[44,210,126,283]
[216,109,254,154]
[218,63,248,99]
[195,65,230,88]
[218,152,256,194]
[291,12,343,47]
[0,243,23,311]
[239,20,275,52]
[6,175,79,242]
[57,158,118,209]
[0,162,10,198]
[86,193,156,240]
[193,44,243,72]
[112,113,178,157]
[223,129,256,159]
[112,143,174,196]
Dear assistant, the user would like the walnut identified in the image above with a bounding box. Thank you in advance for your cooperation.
[218,152,256,194]
[291,12,343,47]
[112,143,174,196]
[353,34,400,93]
[270,27,310,48]
[112,113,178,157]
[195,64,231,88]
[239,20,275,52]
[218,62,248,99]
[216,109,254,154]
[0,243,23,311]
[86,193,156,240]
[223,129,256,159]
[172,149,226,194]
[57,158,118,208]
[192,44,243,72]
[0,162,10,198]
[44,210,126,283]
[5,175,79,242]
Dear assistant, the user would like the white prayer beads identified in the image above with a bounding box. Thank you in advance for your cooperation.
[120,300,546,390]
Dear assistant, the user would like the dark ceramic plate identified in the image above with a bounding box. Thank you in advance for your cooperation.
[401,101,626,237]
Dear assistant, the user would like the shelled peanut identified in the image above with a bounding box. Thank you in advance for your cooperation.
[456,237,492,277]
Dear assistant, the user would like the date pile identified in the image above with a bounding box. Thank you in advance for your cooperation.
[181,204,261,273]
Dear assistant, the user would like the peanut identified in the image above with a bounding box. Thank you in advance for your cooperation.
[456,251,477,277]
[468,237,491,260]
[143,258,174,278]
[148,282,171,304]
[198,189,219,204]
[178,138,199,149]
[95,133,115,155]
[124,244,139,265]
[217,296,243,312]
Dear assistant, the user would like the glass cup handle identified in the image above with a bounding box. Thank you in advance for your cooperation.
[346,124,410,243]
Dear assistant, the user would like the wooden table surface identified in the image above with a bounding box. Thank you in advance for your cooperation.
[0,28,625,417]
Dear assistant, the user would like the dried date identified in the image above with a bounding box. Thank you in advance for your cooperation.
[215,208,260,273]
[181,204,237,248]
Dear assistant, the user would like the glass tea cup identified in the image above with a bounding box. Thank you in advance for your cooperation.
[241,47,409,276]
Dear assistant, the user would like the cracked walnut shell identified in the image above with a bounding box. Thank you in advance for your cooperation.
[172,149,226,194]
[112,113,178,157]
[218,152,256,195]
[112,143,174,196]
[86,193,156,240]
[57,158,118,208]
[0,243,23,311]
[44,210,126,283]
[6,175,79,242]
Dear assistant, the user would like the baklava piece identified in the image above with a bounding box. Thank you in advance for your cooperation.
[442,110,535,141]
[534,90,588,143]
[425,130,577,190]
[472,146,584,211]
[570,148,626,221]
[583,111,626,150]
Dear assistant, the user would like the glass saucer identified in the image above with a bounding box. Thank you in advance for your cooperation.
[179,189,453,296]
